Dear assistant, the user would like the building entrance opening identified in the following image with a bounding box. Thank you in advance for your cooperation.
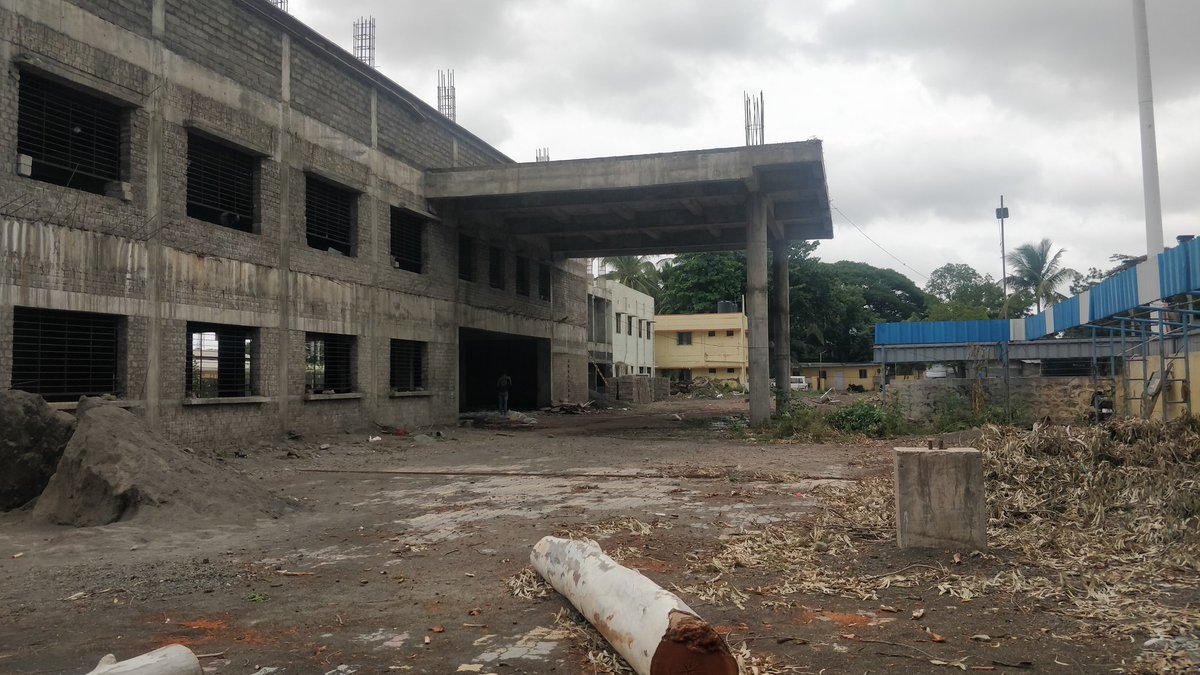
[459,328,550,412]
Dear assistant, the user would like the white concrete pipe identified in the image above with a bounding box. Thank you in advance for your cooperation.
[530,536,737,675]
[84,644,201,675]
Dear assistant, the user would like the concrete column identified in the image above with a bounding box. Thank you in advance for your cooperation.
[894,447,986,550]
[276,34,293,434]
[771,238,791,411]
[746,194,770,424]
[143,1,167,428]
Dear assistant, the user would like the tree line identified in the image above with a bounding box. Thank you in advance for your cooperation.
[603,237,1117,363]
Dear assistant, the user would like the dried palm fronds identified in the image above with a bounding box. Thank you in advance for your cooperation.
[506,567,551,599]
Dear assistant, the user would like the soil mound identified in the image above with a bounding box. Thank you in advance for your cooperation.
[1,390,76,510]
[33,398,287,526]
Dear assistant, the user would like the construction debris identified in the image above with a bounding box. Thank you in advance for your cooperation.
[530,536,737,675]
[84,644,200,675]
[33,398,287,527]
[0,390,76,510]
[541,401,592,414]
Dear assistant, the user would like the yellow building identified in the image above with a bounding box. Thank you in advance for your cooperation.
[654,313,748,384]
[795,362,882,392]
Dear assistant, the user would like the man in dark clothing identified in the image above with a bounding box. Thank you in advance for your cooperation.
[497,372,512,414]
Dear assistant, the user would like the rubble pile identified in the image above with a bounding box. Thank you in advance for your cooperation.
[0,390,76,510]
[33,397,288,526]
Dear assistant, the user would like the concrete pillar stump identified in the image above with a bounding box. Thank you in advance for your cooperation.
[894,447,986,550]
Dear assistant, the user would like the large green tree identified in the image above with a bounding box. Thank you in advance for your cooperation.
[602,255,662,298]
[923,263,1009,320]
[657,252,746,314]
[1006,239,1075,313]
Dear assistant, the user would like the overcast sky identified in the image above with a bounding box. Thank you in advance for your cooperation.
[289,0,1200,289]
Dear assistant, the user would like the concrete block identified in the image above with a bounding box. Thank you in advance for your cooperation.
[15,153,32,177]
[894,447,986,550]
[105,180,133,202]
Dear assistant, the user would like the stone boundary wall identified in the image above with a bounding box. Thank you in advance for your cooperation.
[889,376,1096,424]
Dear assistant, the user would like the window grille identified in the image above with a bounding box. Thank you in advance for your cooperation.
[708,368,717,374]
[389,339,426,392]
[708,330,716,337]
[390,208,425,273]
[515,255,530,296]
[187,133,256,232]
[12,307,121,402]
[676,332,692,346]
[186,323,255,398]
[17,72,122,195]
[305,174,355,256]
[458,234,475,281]
[305,333,355,394]
[489,246,505,289]
[726,330,734,337]
[538,262,552,301]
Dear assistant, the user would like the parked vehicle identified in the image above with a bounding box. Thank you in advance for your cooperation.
[789,376,810,391]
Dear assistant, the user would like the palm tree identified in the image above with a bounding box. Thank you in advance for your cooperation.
[1006,239,1075,313]
[601,256,661,298]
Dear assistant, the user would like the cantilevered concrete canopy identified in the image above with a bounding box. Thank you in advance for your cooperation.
[427,140,832,426]
[425,141,831,257]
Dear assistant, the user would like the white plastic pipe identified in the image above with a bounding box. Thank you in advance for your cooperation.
[530,536,737,675]
[84,645,201,675]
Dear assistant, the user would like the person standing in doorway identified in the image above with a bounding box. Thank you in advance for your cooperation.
[497,372,512,414]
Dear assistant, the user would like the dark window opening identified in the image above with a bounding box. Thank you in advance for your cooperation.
[726,330,734,337]
[676,332,692,346]
[17,72,123,195]
[186,133,257,232]
[615,313,622,334]
[390,208,425,273]
[859,369,868,379]
[538,262,552,301]
[186,323,255,398]
[515,256,530,296]
[708,368,717,374]
[627,316,633,334]
[489,246,506,289]
[389,339,426,392]
[12,307,121,402]
[820,370,828,379]
[727,368,736,373]
[638,320,643,338]
[305,333,355,394]
[708,330,716,337]
[459,234,475,281]
[305,174,356,256]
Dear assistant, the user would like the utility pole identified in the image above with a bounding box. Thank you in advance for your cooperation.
[997,196,1009,319]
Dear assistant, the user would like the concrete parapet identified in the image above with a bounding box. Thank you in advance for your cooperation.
[894,447,986,550]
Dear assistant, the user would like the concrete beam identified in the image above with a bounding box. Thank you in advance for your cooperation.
[426,141,825,199]
[747,193,771,424]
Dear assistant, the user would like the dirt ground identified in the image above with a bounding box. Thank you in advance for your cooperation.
[0,396,1145,674]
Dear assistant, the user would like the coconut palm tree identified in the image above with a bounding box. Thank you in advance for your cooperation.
[1006,239,1075,313]
[601,256,661,298]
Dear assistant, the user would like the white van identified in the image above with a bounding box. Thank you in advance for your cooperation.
[789,376,810,391]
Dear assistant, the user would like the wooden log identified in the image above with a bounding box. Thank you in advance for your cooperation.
[530,536,737,675]
[84,645,201,675]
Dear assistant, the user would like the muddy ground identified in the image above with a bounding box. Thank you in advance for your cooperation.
[0,397,1144,674]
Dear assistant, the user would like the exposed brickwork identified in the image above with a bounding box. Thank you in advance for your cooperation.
[2,0,582,443]
[164,0,282,98]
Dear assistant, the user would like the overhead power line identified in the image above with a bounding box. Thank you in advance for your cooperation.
[832,205,928,281]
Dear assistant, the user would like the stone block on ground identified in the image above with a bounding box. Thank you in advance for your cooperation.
[33,397,287,527]
[894,447,986,550]
[0,390,77,510]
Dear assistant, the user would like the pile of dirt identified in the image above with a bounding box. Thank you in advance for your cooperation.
[0,390,76,510]
[32,398,288,526]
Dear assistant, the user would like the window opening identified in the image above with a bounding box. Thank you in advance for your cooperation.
[726,330,734,337]
[187,133,256,232]
[615,313,622,334]
[489,246,506,289]
[11,307,121,402]
[305,174,355,256]
[17,72,123,194]
[859,369,868,379]
[708,330,716,337]
[515,256,530,296]
[459,234,475,281]
[538,262,552,301]
[676,332,692,346]
[390,208,425,273]
[390,339,426,392]
[186,323,255,398]
[305,333,355,394]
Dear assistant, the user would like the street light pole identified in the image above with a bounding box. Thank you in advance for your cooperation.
[997,196,1010,319]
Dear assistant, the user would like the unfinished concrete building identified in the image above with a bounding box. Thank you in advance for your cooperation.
[1,0,834,440]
